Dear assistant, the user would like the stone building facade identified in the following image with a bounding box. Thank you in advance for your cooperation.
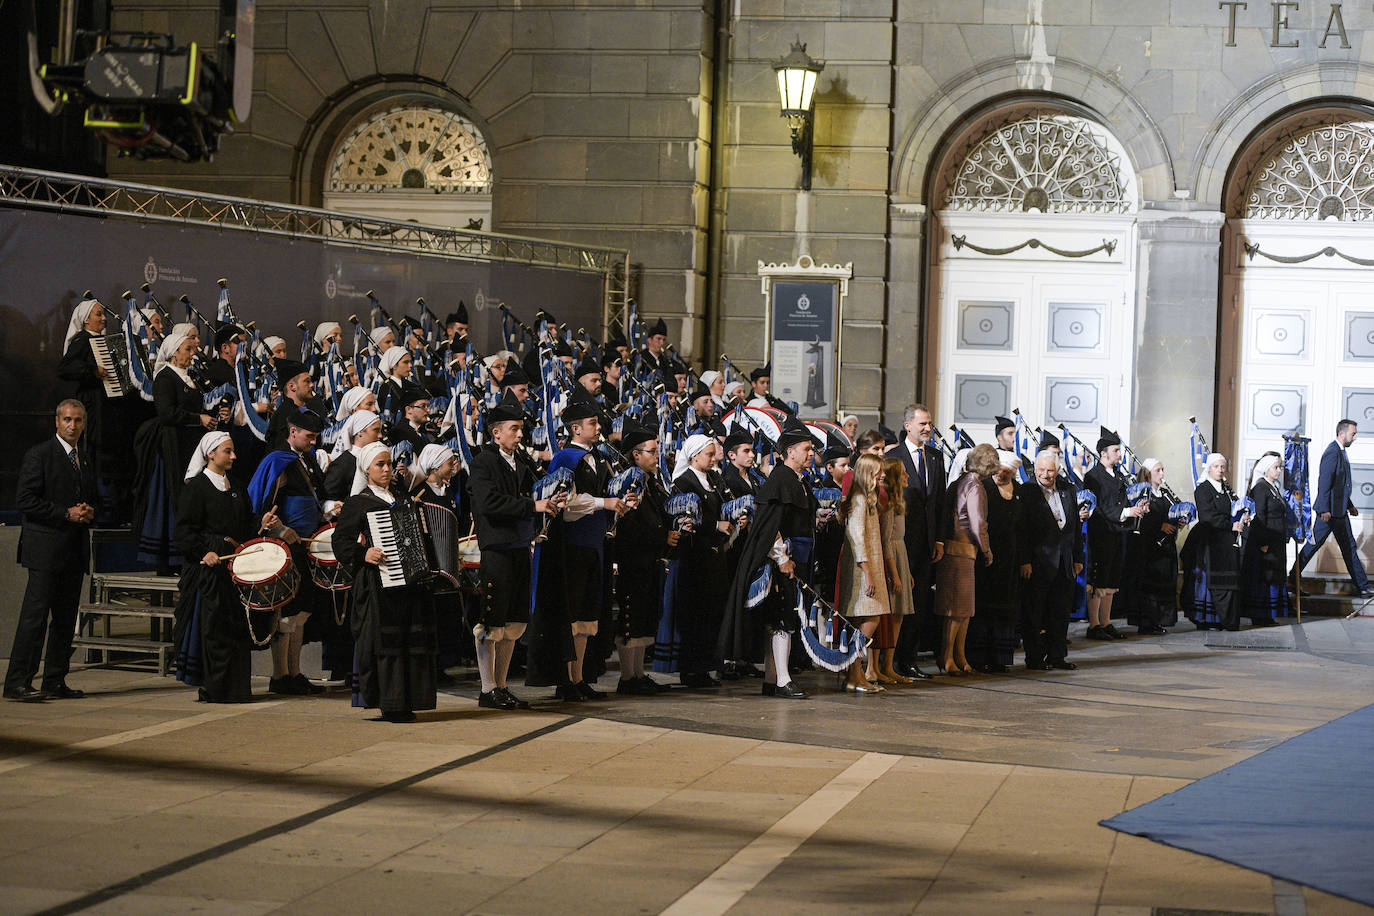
[106,0,1374,486]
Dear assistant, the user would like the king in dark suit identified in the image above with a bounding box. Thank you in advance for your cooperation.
[4,400,97,701]
[1296,419,1371,596]
[886,404,947,678]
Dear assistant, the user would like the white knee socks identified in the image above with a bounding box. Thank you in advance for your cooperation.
[475,637,495,693]
[772,632,792,687]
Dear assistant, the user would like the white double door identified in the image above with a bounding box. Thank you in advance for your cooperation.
[929,213,1138,451]
[1221,222,1374,571]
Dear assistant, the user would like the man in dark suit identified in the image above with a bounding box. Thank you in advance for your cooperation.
[5,399,97,701]
[1296,419,1371,596]
[886,403,946,679]
[1020,450,1085,670]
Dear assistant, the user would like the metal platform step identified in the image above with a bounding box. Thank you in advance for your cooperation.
[91,572,181,593]
[71,636,175,676]
[79,603,176,620]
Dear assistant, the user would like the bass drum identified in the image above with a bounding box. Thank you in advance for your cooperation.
[306,524,353,591]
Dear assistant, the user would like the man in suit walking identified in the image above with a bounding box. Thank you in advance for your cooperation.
[5,399,96,701]
[1020,450,1085,670]
[1296,419,1372,596]
[886,403,946,679]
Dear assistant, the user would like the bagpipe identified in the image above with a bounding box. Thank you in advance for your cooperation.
[814,486,842,526]
[665,492,701,533]
[532,467,575,545]
[1126,480,1152,534]
[1220,476,1252,549]
[721,495,754,528]
[1056,424,1099,487]
[606,465,647,538]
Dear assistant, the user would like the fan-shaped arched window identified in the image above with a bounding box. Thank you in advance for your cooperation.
[942,112,1134,214]
[323,103,493,228]
[1244,121,1374,221]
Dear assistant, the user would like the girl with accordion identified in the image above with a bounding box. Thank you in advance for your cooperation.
[1241,453,1294,625]
[1123,458,1186,635]
[334,441,438,722]
[1182,453,1247,632]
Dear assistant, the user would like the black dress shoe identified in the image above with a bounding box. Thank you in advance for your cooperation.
[637,676,669,693]
[293,674,327,695]
[719,662,743,681]
[381,710,417,723]
[616,678,657,696]
[896,664,932,680]
[495,687,530,709]
[478,690,517,710]
[3,686,46,702]
[680,672,721,689]
[771,682,808,699]
[1025,661,1050,671]
[45,684,85,699]
[553,684,585,702]
[574,680,602,700]
[1048,659,1078,670]
[1103,624,1128,640]
[269,676,307,696]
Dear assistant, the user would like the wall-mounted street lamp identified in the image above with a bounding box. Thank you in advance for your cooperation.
[772,40,824,191]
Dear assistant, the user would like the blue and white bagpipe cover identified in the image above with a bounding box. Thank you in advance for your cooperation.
[664,492,700,532]
[1076,489,1098,514]
[607,466,646,499]
[721,495,754,526]
[796,589,869,672]
[814,486,842,525]
[1126,481,1152,507]
[1231,497,1255,524]
[1168,501,1197,525]
[389,440,415,470]
[534,467,575,502]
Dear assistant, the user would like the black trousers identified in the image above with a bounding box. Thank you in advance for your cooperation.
[5,565,85,692]
[1021,571,1075,664]
[896,558,938,666]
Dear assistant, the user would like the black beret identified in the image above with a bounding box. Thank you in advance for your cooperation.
[286,408,324,433]
[994,415,1014,433]
[274,359,309,386]
[485,401,526,429]
[561,400,599,424]
[749,364,771,382]
[446,302,468,325]
[647,317,668,338]
[723,430,753,453]
[619,423,657,451]
[500,364,530,387]
[213,323,245,350]
[575,359,601,380]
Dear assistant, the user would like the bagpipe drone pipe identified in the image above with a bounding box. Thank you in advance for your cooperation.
[665,492,701,533]
[606,465,647,538]
[532,467,576,545]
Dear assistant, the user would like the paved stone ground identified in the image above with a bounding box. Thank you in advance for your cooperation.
[1,618,1372,914]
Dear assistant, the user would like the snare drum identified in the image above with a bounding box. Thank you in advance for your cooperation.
[230,538,300,611]
[458,535,481,592]
[306,524,353,591]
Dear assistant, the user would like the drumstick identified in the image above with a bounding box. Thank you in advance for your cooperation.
[218,545,270,561]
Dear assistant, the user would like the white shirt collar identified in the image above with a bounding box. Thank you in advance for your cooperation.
[691,466,711,489]
[499,448,517,470]
[203,469,229,492]
[368,484,395,504]
[1207,477,1225,492]
[55,436,75,456]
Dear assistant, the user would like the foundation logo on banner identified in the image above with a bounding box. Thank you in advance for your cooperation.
[475,289,487,312]
[144,258,158,284]
[325,277,337,299]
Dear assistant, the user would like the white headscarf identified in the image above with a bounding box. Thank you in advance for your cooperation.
[996,448,1021,469]
[699,370,721,390]
[263,335,285,353]
[727,381,749,400]
[155,332,190,378]
[949,447,972,481]
[63,299,99,352]
[314,322,341,347]
[415,444,455,480]
[369,326,394,347]
[672,433,714,480]
[171,322,198,339]
[185,431,231,481]
[331,409,381,458]
[139,307,159,325]
[1251,454,1281,490]
[350,441,390,496]
[837,412,857,426]
[334,385,372,421]
[1205,452,1226,473]
[379,345,408,377]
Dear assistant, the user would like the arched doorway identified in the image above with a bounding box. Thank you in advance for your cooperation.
[1221,107,1374,570]
[322,102,493,228]
[926,105,1140,446]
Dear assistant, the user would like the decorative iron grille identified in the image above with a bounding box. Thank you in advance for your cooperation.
[943,113,1132,214]
[329,105,493,194]
[1244,122,1374,221]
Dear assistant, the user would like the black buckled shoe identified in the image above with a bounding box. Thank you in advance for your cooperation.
[771,682,808,699]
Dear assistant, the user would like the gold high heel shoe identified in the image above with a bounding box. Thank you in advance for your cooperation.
[881,668,915,685]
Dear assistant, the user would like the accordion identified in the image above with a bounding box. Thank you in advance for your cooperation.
[90,332,133,398]
[365,501,440,589]
[419,500,460,590]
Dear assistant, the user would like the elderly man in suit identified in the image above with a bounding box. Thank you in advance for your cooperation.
[886,403,946,679]
[5,399,97,701]
[1296,419,1372,597]
[1020,449,1085,670]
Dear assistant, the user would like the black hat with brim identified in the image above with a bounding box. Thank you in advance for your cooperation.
[286,408,324,434]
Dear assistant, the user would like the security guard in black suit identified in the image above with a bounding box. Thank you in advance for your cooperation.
[5,399,97,701]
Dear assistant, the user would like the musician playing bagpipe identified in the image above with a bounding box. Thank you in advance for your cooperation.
[526,400,636,701]
[572,360,616,434]
[1123,458,1186,634]
[687,383,727,439]
[265,360,328,452]
[719,430,763,679]
[468,400,562,710]
[132,330,228,574]
[204,324,264,489]
[746,364,795,416]
[388,384,437,454]
[719,417,817,699]
[1181,452,1246,632]
[333,442,438,723]
[1083,427,1143,641]
[172,432,283,703]
[247,409,330,695]
[611,423,677,696]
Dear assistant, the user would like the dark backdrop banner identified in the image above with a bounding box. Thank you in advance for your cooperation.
[0,206,605,512]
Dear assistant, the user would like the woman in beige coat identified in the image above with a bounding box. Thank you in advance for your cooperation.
[935,443,999,675]
[836,453,890,693]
